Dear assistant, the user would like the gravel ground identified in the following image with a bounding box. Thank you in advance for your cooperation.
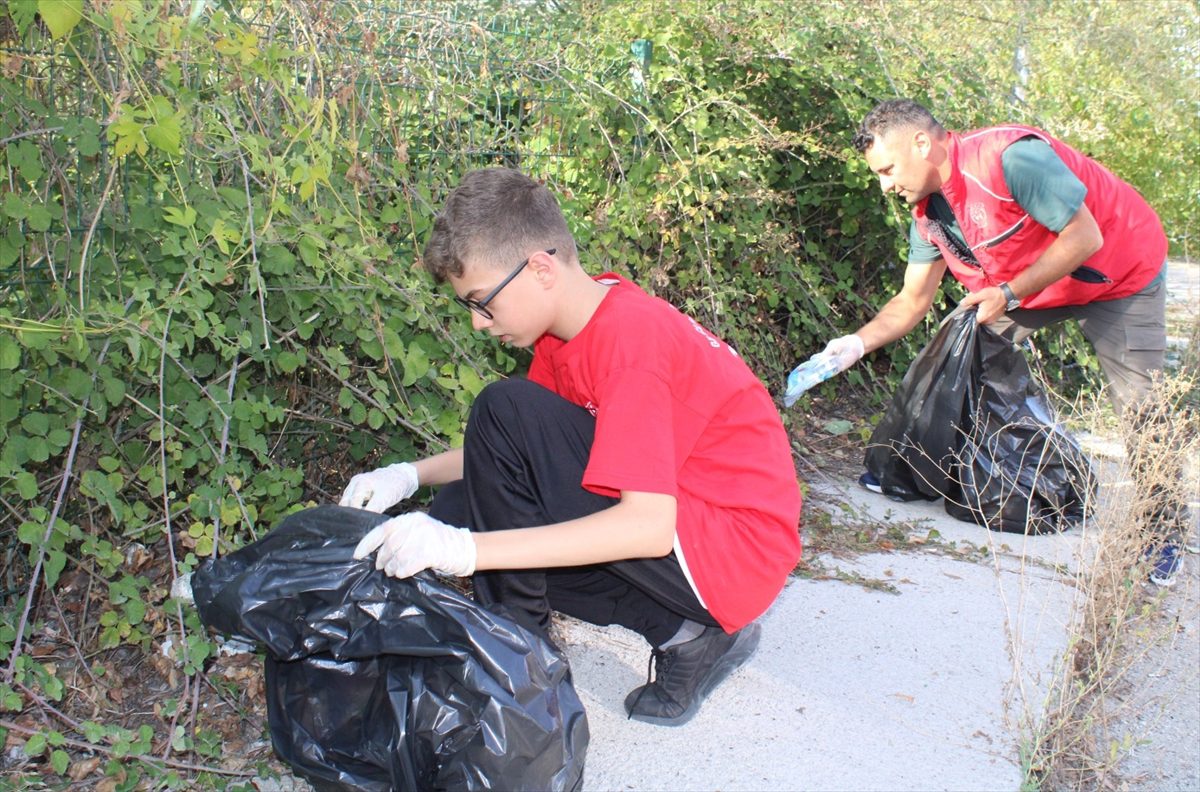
[1116,568,1200,791]
[1114,259,1200,790]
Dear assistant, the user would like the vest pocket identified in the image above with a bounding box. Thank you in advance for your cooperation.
[1070,265,1111,284]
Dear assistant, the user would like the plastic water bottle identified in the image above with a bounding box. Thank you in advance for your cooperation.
[783,353,841,407]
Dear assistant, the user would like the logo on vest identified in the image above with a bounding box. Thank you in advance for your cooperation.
[967,202,988,229]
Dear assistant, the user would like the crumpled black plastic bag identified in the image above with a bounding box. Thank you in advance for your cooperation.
[864,309,1096,534]
[191,504,589,792]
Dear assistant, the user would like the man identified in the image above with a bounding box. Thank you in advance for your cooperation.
[340,167,803,725]
[817,98,1182,584]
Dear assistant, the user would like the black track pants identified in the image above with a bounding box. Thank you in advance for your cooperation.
[429,378,717,646]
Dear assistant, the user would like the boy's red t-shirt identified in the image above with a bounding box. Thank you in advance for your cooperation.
[527,274,802,631]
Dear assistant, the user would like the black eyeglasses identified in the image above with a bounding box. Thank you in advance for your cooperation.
[454,248,556,320]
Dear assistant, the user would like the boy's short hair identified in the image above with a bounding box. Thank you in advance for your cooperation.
[422,168,577,282]
[852,99,945,153]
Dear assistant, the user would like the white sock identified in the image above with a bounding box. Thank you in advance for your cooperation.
[658,618,706,650]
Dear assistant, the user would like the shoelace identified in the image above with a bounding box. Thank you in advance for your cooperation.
[626,647,669,720]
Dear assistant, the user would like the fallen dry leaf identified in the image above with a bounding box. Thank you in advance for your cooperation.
[68,756,102,781]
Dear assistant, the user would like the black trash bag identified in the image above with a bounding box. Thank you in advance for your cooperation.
[191,504,589,792]
[864,310,1097,534]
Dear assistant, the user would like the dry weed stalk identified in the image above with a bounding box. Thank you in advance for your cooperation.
[1023,373,1198,790]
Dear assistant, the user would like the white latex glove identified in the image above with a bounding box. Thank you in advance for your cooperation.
[339,462,419,513]
[822,333,866,372]
[353,512,477,579]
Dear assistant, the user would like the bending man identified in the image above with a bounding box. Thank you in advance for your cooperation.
[819,99,1182,584]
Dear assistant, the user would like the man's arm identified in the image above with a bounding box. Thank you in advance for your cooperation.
[854,257,948,353]
[473,490,676,569]
[960,202,1103,324]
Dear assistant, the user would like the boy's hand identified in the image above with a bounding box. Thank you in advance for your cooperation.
[353,512,476,579]
[340,462,419,513]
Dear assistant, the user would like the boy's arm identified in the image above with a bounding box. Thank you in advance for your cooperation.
[354,491,678,578]
[412,447,465,487]
[473,491,677,569]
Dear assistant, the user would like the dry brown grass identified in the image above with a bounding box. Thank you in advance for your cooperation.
[1020,373,1198,790]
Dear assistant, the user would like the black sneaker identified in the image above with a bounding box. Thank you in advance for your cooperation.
[1147,541,1183,587]
[859,471,883,494]
[623,623,761,726]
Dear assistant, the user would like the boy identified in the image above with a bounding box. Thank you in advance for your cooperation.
[342,168,802,726]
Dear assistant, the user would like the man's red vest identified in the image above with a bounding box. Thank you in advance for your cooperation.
[913,125,1166,309]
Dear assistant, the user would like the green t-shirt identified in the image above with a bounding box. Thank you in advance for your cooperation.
[907,137,1087,264]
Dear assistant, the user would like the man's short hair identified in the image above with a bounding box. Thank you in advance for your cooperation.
[422,168,577,283]
[852,99,945,153]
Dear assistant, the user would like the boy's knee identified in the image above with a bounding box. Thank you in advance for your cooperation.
[470,378,542,426]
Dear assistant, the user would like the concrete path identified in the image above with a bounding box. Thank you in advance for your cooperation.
[562,479,1091,791]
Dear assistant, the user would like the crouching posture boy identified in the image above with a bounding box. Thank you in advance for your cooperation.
[341,168,802,726]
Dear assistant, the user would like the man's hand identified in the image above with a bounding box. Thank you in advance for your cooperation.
[353,512,477,579]
[959,286,1007,325]
[822,334,866,372]
[339,462,419,513]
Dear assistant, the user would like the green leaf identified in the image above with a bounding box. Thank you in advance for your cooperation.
[37,0,83,39]
[26,436,50,462]
[15,472,38,500]
[297,235,323,268]
[2,193,29,220]
[11,141,43,182]
[145,120,182,156]
[382,327,405,358]
[103,377,126,405]
[45,550,66,587]
[9,1,38,36]
[403,344,430,386]
[43,678,64,704]
[124,598,146,625]
[163,206,197,228]
[0,236,19,268]
[25,204,53,232]
[77,131,101,157]
[23,732,46,757]
[276,350,302,373]
[17,521,44,546]
[0,335,20,369]
[50,748,69,775]
[20,412,49,436]
[822,419,853,436]
[108,111,146,158]
[46,428,71,451]
[62,366,92,399]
